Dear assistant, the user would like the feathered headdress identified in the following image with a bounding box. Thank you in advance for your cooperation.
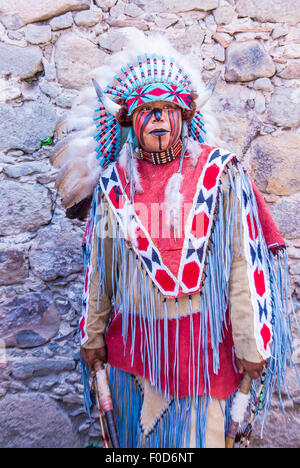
[50,28,221,209]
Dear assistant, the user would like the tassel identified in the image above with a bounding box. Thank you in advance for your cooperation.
[119,141,129,169]
[123,200,139,248]
[131,156,144,194]
[186,137,202,167]
[162,172,183,231]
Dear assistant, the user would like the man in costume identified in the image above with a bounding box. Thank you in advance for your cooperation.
[51,30,297,448]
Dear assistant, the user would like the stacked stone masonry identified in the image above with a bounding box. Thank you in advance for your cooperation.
[0,0,299,448]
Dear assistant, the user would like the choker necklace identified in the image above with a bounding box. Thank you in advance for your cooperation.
[137,140,182,165]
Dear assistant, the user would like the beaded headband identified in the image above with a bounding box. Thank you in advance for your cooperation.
[104,54,194,115]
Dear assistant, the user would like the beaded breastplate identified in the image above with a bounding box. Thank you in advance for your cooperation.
[136,140,182,165]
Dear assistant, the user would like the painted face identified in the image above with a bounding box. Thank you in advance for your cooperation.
[132,101,182,153]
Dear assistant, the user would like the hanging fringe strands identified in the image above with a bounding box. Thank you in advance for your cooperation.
[81,149,291,402]
[48,29,299,449]
[80,146,298,434]
[109,367,213,449]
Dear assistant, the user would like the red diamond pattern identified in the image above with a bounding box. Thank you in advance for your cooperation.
[155,269,176,292]
[182,261,200,289]
[247,213,258,240]
[260,324,271,350]
[191,211,209,238]
[202,163,220,191]
[254,268,266,297]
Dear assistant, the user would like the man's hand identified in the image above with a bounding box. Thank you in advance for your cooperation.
[81,346,107,372]
[236,358,266,380]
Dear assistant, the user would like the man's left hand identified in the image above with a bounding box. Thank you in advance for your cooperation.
[236,358,266,380]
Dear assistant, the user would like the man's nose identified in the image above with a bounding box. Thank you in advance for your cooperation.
[153,108,163,121]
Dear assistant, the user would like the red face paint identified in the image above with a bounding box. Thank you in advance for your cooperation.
[133,101,182,153]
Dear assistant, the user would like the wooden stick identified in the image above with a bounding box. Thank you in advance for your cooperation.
[94,361,120,448]
[94,376,110,448]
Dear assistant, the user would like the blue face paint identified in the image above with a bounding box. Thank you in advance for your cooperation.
[153,108,162,121]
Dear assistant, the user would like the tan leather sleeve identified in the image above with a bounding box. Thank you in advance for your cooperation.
[224,172,263,363]
[82,197,113,350]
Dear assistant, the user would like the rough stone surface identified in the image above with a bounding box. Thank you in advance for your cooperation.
[29,226,83,281]
[11,358,76,380]
[74,8,102,27]
[25,25,52,45]
[98,28,128,53]
[225,40,275,82]
[0,244,28,286]
[211,81,262,156]
[213,4,235,25]
[244,133,300,196]
[269,196,300,240]
[277,61,300,80]
[0,101,57,153]
[0,0,90,29]
[267,88,300,128]
[0,43,43,80]
[0,393,80,448]
[236,0,300,26]
[55,33,107,89]
[0,181,53,235]
[0,292,60,348]
[142,0,219,13]
[0,246,28,286]
[3,161,49,178]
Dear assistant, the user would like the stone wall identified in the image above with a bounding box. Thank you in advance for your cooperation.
[0,0,299,448]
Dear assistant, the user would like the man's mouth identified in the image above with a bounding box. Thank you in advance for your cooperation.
[150,128,169,136]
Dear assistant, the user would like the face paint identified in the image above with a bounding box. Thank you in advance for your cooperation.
[133,101,182,153]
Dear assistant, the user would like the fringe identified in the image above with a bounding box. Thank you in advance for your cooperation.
[109,367,214,448]
[109,367,143,449]
[250,248,300,437]
[80,157,299,446]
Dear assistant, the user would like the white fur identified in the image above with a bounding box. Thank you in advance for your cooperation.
[119,141,130,169]
[131,157,143,193]
[186,138,203,167]
[230,391,251,424]
[163,172,183,231]
[123,200,139,248]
